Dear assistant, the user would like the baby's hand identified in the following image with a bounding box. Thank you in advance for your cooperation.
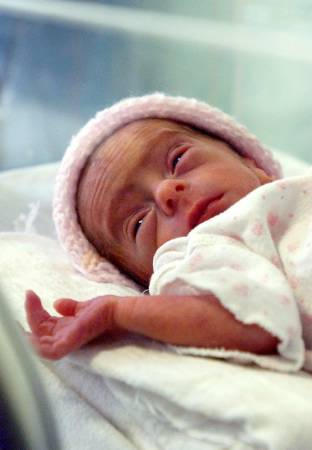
[25,290,116,360]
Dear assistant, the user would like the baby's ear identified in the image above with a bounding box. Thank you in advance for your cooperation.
[242,156,277,184]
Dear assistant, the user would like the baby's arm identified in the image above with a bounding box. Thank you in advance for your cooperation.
[25,290,278,360]
[114,292,279,353]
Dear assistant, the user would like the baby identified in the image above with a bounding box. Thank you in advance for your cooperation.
[25,94,308,371]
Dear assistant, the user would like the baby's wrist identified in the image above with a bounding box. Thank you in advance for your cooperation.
[112,295,141,334]
[88,295,120,335]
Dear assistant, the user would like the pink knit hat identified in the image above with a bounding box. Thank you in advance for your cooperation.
[53,93,282,289]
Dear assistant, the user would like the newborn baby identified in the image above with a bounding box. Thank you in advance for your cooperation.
[25,94,307,371]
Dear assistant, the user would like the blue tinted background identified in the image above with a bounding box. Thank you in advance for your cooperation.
[0,0,311,170]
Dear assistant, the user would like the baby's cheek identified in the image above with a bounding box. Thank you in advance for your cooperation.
[128,248,154,286]
[157,219,189,249]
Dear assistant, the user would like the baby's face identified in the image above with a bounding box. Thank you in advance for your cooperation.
[78,119,274,286]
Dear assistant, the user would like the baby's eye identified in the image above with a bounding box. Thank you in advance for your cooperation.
[133,217,144,237]
[171,151,186,173]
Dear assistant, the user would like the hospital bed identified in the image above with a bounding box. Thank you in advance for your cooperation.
[0,150,311,450]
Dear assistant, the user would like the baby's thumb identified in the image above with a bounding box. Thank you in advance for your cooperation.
[54,298,79,316]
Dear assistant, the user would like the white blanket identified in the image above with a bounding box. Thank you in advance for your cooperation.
[1,152,312,450]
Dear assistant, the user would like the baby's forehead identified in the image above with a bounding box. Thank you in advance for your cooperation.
[92,118,205,171]
[82,118,189,195]
[103,117,194,147]
[81,118,197,214]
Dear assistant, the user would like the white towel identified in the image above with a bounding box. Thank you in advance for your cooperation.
[2,232,312,450]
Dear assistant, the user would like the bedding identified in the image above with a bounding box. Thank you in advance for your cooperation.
[0,151,311,450]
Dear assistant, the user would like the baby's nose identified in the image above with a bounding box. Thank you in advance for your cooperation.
[155,179,186,216]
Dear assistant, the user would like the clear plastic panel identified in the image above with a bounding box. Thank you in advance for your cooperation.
[0,0,311,169]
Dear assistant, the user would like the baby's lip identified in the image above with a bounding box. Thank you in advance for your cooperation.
[188,194,224,229]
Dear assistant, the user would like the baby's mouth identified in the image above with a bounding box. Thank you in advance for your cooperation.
[188,194,225,229]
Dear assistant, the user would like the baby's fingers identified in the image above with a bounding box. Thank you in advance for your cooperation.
[35,333,81,360]
[38,338,68,360]
[30,336,65,360]
[25,290,51,335]
[53,298,81,316]
[25,329,67,360]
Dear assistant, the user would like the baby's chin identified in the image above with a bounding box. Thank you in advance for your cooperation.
[128,269,150,289]
[117,259,150,289]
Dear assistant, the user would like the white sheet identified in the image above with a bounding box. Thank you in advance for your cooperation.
[0,151,311,450]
